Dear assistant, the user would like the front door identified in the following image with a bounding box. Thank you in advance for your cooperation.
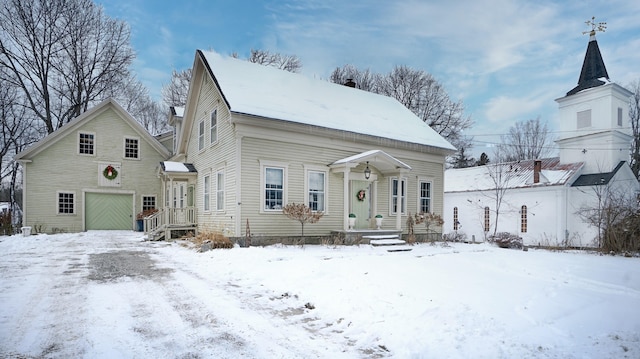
[351,180,370,229]
[172,181,187,223]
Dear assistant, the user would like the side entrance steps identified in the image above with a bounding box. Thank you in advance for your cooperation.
[365,234,413,252]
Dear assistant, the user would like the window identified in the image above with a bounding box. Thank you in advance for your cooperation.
[198,120,205,151]
[419,181,432,213]
[577,109,591,129]
[484,207,490,232]
[521,205,528,233]
[391,178,407,215]
[58,192,75,214]
[142,196,156,211]
[618,107,623,127]
[265,167,284,210]
[453,207,459,231]
[308,171,325,212]
[210,109,218,144]
[124,137,139,159]
[79,132,95,155]
[216,170,224,211]
[203,175,210,211]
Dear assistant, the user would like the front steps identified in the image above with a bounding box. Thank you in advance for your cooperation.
[365,234,413,252]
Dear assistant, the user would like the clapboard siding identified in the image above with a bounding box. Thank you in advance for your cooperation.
[21,102,167,233]
[185,74,237,233]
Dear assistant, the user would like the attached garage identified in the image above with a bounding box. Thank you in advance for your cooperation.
[85,193,134,230]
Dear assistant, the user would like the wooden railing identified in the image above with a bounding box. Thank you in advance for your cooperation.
[143,207,196,234]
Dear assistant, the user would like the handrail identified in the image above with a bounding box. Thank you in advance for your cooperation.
[143,207,197,234]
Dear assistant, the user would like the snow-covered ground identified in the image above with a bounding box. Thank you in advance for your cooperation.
[1,231,639,358]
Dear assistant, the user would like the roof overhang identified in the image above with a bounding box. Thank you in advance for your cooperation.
[329,150,411,175]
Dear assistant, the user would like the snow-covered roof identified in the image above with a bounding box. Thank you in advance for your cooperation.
[199,50,455,152]
[445,158,583,193]
[330,150,411,174]
[173,107,184,117]
[160,161,197,173]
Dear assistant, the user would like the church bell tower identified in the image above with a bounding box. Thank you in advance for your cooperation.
[555,17,633,174]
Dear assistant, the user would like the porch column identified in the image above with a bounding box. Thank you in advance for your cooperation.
[396,204,402,230]
[343,169,350,231]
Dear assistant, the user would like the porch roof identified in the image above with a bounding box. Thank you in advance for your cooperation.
[160,161,197,173]
[330,150,412,174]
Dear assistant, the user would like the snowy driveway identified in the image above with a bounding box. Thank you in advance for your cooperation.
[0,231,376,358]
[1,231,640,358]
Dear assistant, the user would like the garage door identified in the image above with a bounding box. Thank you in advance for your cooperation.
[85,193,133,230]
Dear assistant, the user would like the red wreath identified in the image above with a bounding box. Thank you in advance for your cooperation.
[357,189,366,201]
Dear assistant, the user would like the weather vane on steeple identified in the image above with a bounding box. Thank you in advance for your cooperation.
[582,16,606,36]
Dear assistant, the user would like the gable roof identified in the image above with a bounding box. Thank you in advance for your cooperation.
[15,98,171,161]
[445,157,584,193]
[571,161,626,187]
[567,32,610,96]
[197,50,455,152]
[330,150,412,174]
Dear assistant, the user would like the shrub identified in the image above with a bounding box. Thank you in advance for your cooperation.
[192,231,234,251]
[489,232,523,249]
[443,231,468,243]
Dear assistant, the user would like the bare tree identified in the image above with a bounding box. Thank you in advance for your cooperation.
[496,117,553,162]
[329,64,379,92]
[282,202,323,245]
[629,79,640,179]
[232,49,302,73]
[576,184,639,251]
[329,64,473,154]
[114,77,168,135]
[0,0,134,134]
[483,158,517,237]
[162,68,192,108]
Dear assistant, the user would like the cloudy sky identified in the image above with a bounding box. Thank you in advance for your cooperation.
[99,0,640,156]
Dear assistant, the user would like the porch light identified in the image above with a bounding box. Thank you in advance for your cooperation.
[364,161,371,179]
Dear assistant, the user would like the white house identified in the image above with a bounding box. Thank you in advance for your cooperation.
[444,30,639,248]
[146,50,455,243]
[16,50,455,244]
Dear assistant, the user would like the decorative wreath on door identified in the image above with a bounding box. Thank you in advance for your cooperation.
[103,165,118,180]
[356,189,366,201]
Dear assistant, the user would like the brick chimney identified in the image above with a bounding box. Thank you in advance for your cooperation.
[533,160,542,184]
[344,78,356,88]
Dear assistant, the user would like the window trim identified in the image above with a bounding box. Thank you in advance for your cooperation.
[203,174,211,212]
[417,178,433,214]
[304,166,328,213]
[216,169,225,211]
[57,191,76,215]
[210,109,218,146]
[198,119,205,151]
[78,131,96,156]
[390,177,407,216]
[123,136,140,160]
[260,160,288,213]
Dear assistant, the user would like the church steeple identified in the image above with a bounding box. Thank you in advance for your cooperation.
[566,17,609,96]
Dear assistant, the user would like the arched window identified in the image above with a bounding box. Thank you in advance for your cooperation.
[453,207,459,230]
[483,207,490,232]
[521,205,528,233]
